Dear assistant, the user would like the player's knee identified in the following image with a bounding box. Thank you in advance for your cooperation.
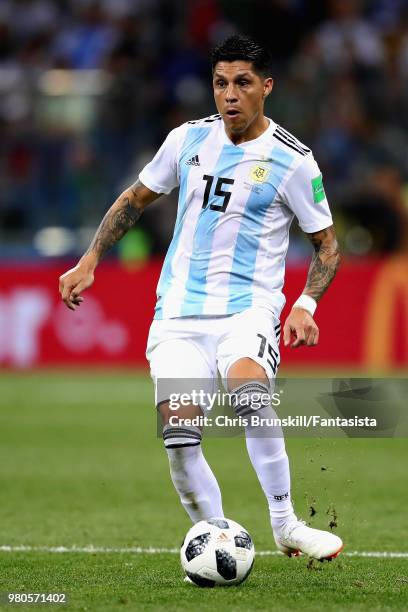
[158,400,203,426]
[227,357,268,383]
[162,423,202,449]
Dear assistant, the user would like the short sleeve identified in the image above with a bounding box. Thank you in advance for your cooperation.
[138,128,181,195]
[281,154,333,233]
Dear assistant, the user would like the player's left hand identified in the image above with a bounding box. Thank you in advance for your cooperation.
[283,307,319,349]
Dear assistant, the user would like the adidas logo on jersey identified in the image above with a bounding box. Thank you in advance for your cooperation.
[186,154,200,166]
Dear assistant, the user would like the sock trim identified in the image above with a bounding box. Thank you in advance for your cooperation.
[163,424,202,448]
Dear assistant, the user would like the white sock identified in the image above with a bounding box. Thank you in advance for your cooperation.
[232,382,297,536]
[166,445,224,523]
[245,431,297,535]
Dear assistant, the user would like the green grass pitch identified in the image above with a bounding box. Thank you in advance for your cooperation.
[0,371,407,611]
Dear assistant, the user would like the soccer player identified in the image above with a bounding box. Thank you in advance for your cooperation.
[59,35,342,561]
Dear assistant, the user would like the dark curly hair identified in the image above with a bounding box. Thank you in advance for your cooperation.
[211,35,272,77]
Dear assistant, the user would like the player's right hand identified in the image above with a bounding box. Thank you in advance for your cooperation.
[59,263,94,311]
[283,307,319,348]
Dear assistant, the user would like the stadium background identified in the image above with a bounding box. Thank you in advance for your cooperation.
[0,0,408,370]
[0,2,407,610]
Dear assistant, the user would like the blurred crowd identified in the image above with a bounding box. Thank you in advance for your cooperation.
[1,0,408,260]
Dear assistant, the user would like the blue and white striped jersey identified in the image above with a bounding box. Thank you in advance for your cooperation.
[139,115,333,320]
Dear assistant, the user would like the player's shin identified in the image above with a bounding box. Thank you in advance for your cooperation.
[163,423,224,523]
[230,382,297,535]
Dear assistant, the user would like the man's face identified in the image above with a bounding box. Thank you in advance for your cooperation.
[212,61,273,134]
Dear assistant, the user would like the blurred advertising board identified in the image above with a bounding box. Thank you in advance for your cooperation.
[0,257,407,370]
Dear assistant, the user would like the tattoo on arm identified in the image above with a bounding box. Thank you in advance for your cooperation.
[304,226,340,302]
[84,181,144,262]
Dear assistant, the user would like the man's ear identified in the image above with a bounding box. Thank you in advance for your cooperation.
[263,77,274,98]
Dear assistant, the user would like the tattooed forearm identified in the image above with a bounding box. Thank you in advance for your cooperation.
[303,226,340,302]
[83,180,148,264]
[84,197,141,261]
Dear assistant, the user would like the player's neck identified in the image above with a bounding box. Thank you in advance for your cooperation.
[225,115,270,145]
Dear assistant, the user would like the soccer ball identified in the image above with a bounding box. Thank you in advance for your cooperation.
[180,517,255,587]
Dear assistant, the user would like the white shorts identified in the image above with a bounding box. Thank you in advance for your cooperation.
[146,307,281,406]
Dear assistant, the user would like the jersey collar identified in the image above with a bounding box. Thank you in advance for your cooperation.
[221,117,276,147]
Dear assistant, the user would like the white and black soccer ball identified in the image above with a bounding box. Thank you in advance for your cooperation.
[180,517,255,587]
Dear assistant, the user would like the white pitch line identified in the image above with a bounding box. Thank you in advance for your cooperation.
[0,546,179,554]
[0,545,407,559]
